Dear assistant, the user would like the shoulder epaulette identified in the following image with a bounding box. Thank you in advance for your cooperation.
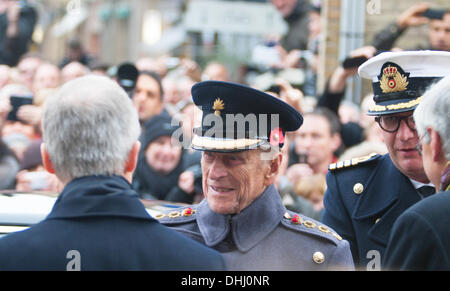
[281,210,343,246]
[154,205,198,225]
[328,152,381,171]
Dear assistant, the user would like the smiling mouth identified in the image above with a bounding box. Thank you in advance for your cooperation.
[210,185,235,193]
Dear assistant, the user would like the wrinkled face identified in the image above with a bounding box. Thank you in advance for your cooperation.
[145,135,182,175]
[133,75,163,121]
[201,149,271,214]
[429,14,450,52]
[380,111,427,182]
[294,115,339,168]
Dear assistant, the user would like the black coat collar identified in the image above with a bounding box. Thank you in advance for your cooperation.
[47,175,154,221]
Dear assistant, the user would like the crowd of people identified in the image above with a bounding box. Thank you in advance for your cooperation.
[0,0,386,217]
[0,0,449,271]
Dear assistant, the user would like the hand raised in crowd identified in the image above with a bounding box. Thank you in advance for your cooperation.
[275,78,304,113]
[329,45,377,93]
[0,97,11,126]
[285,163,314,186]
[179,58,202,82]
[16,105,42,126]
[396,2,430,30]
[5,0,20,37]
[15,170,62,193]
[178,170,195,194]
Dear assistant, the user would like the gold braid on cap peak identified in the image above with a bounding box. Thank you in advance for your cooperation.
[369,96,422,112]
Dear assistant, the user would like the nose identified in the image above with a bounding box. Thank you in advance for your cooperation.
[300,135,313,150]
[397,119,416,142]
[208,158,228,180]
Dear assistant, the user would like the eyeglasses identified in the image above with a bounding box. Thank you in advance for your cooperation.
[415,130,430,156]
[375,114,416,133]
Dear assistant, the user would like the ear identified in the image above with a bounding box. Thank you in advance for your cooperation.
[264,152,283,187]
[430,129,444,163]
[40,143,55,174]
[124,141,141,174]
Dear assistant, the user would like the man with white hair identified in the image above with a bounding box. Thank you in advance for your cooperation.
[0,76,225,271]
[383,76,450,271]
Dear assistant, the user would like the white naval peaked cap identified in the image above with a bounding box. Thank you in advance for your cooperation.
[358,50,450,116]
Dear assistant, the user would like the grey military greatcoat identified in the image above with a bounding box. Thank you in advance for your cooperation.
[158,184,354,271]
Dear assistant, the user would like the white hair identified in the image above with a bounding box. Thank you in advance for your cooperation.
[42,75,141,183]
[414,76,450,160]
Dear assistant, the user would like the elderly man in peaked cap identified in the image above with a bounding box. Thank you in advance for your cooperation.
[321,50,450,269]
[158,80,354,271]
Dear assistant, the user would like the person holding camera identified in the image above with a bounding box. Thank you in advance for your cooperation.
[372,2,450,52]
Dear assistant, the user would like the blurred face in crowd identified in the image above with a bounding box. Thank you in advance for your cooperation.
[32,64,61,94]
[133,74,163,121]
[162,78,181,105]
[429,13,450,51]
[201,149,280,214]
[379,111,428,182]
[145,135,182,175]
[271,0,298,18]
[202,63,230,82]
[294,114,341,172]
[308,11,321,39]
[18,57,42,90]
[61,62,89,84]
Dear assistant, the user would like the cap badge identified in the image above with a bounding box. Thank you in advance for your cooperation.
[380,65,408,93]
[213,98,225,116]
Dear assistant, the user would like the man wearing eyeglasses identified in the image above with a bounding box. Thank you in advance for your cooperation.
[321,51,450,269]
[382,75,450,271]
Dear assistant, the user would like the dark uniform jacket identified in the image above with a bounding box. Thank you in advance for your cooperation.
[322,153,423,268]
[159,184,354,271]
[383,189,450,271]
[0,175,226,271]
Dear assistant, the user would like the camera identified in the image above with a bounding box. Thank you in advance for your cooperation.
[117,63,139,97]
[7,95,33,122]
[422,9,445,20]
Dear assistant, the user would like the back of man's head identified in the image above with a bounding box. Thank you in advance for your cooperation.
[414,75,450,161]
[42,76,141,183]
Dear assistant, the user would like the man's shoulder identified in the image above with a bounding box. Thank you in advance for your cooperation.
[400,190,450,223]
[280,210,345,247]
[328,152,383,173]
[156,205,199,225]
[157,205,344,245]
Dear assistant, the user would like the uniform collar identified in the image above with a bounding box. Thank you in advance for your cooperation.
[47,175,153,221]
[196,184,285,252]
